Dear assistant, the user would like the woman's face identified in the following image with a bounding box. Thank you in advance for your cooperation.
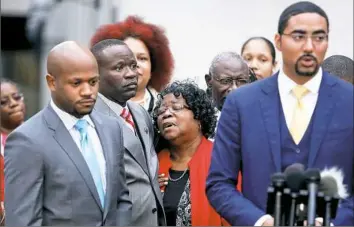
[242,39,276,80]
[156,93,200,143]
[124,37,152,92]
[0,82,26,129]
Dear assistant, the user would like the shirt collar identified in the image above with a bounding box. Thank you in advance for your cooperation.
[278,67,322,95]
[98,93,125,114]
[50,100,95,131]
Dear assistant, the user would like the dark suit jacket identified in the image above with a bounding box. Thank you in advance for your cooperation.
[5,105,132,225]
[206,71,353,225]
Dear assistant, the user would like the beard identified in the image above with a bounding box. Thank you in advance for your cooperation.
[295,54,319,77]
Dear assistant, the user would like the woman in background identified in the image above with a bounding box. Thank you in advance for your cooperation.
[153,80,225,226]
[241,36,277,79]
[0,79,26,225]
[90,16,174,114]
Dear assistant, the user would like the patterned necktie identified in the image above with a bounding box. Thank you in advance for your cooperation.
[289,85,310,145]
[74,119,105,207]
[120,107,135,132]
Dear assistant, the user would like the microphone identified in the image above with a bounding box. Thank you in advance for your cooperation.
[284,163,306,226]
[271,173,286,226]
[305,169,321,226]
[320,167,348,199]
[319,167,348,226]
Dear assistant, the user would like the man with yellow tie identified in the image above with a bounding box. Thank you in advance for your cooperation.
[206,1,353,226]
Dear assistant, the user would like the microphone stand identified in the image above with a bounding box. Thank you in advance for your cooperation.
[288,192,298,226]
[272,174,286,226]
[305,169,321,226]
[324,196,332,226]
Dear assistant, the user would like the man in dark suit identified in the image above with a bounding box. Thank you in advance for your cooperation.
[206,2,353,226]
[91,39,166,226]
[4,41,132,226]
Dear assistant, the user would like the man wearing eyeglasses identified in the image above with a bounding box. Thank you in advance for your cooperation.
[205,52,250,112]
[207,1,353,226]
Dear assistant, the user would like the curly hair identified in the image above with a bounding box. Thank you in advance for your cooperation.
[152,80,217,139]
[90,15,174,92]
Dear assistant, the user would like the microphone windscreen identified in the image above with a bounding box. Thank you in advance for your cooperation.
[284,163,305,175]
[320,167,349,199]
[319,176,338,197]
[305,168,321,183]
[286,171,306,191]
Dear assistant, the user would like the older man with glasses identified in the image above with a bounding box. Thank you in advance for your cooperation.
[205,52,252,112]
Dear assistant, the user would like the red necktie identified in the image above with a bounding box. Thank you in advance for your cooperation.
[120,107,135,131]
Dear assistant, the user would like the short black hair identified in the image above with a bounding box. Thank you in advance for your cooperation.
[322,55,353,83]
[152,80,217,139]
[90,38,126,60]
[278,1,329,34]
[241,36,276,64]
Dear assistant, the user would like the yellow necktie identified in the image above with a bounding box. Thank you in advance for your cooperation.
[289,85,310,144]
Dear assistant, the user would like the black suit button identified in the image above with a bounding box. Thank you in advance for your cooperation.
[152,208,157,213]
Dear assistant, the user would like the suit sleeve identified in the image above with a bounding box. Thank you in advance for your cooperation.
[206,94,266,226]
[4,131,44,226]
[115,121,133,226]
[333,194,354,225]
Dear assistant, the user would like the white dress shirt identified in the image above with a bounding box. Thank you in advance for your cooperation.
[255,68,323,226]
[50,100,106,193]
[278,67,322,129]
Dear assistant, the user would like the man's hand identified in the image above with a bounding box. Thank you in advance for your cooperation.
[262,217,274,226]
[304,220,322,226]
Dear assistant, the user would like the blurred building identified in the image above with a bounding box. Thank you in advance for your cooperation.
[1,0,118,116]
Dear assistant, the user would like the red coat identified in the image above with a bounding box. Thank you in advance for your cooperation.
[158,137,241,226]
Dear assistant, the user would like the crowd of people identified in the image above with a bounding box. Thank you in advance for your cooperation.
[0,1,353,226]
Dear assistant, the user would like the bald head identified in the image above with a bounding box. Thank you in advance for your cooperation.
[46,41,100,118]
[47,41,98,78]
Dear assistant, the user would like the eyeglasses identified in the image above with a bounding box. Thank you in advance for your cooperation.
[213,76,250,87]
[0,93,24,107]
[282,32,328,45]
[155,104,190,116]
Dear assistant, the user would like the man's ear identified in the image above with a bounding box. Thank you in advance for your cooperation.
[274,33,282,51]
[46,74,56,92]
[205,73,212,87]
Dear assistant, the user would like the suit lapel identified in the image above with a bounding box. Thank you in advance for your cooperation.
[128,102,154,176]
[94,95,115,117]
[95,97,151,176]
[128,102,151,153]
[121,116,150,176]
[308,72,337,167]
[90,111,112,219]
[44,106,103,211]
[260,74,282,172]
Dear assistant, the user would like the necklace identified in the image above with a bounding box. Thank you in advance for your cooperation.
[168,169,189,182]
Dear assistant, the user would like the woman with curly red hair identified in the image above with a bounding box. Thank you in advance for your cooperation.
[91,16,174,114]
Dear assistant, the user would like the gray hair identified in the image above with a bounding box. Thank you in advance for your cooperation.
[209,52,248,76]
[322,55,353,81]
